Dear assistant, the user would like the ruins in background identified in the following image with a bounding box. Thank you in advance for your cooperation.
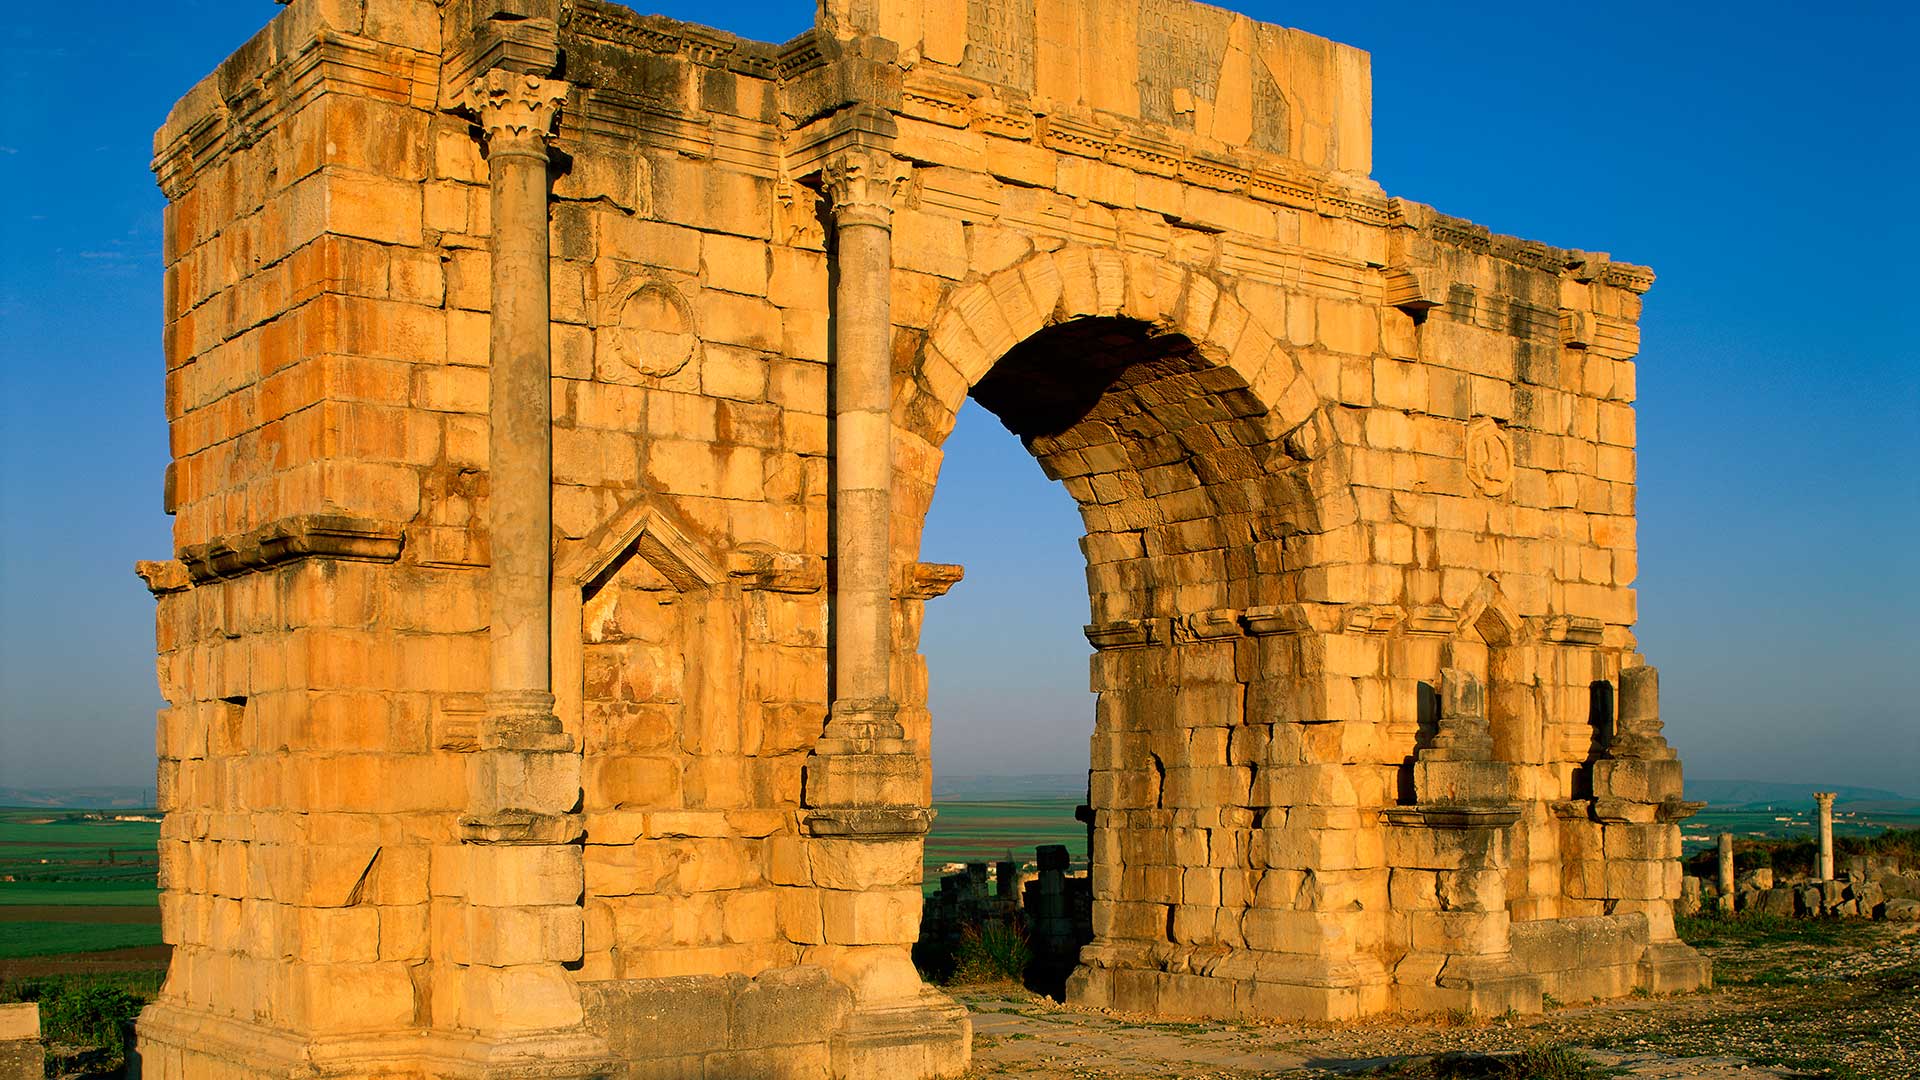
[135,0,1708,1074]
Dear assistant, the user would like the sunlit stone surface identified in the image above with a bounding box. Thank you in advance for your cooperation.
[134,0,1706,1074]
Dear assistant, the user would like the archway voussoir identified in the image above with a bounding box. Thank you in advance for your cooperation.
[988,266,1047,346]
[1206,294,1252,359]
[1017,253,1064,324]
[1175,274,1221,344]
[1090,248,1127,317]
[1056,246,1100,319]
[1224,318,1281,392]
[918,344,969,414]
[929,310,992,387]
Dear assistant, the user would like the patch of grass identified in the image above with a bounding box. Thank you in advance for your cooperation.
[1360,1046,1618,1079]
[1674,909,1846,949]
[1,971,159,1073]
[0,921,162,959]
[0,821,158,847]
[949,921,1033,986]
[1107,1019,1217,1034]
[1716,966,1806,988]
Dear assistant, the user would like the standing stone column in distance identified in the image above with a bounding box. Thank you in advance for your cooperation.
[1814,792,1837,881]
[1717,832,1735,912]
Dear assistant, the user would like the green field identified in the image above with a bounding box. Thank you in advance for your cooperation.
[0,820,160,846]
[1682,805,1920,857]
[0,883,161,907]
[0,808,161,959]
[0,922,161,960]
[925,798,1088,891]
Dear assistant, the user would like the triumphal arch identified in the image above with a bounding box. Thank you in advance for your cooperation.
[137,0,1709,1074]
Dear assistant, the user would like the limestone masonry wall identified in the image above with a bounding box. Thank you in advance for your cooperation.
[136,0,1706,1076]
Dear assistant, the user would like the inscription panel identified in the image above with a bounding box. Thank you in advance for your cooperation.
[1249,27,1290,154]
[962,0,1037,91]
[1136,0,1231,128]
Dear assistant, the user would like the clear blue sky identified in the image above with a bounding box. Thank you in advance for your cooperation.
[0,2,1913,795]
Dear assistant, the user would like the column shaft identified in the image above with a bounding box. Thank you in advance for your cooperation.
[802,148,928,825]
[1814,793,1836,881]
[1716,832,1734,912]
[488,136,557,718]
[832,215,895,710]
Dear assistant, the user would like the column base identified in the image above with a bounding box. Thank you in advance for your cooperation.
[830,990,972,1080]
[133,1001,614,1080]
[1638,940,1712,994]
[1067,945,1391,1021]
[1401,954,1543,1016]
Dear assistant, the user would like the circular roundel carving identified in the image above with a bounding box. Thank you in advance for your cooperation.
[606,280,697,377]
[1465,418,1513,497]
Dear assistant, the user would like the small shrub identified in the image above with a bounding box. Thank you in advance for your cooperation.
[950,921,1033,985]
[41,982,144,1052]
[0,973,153,1064]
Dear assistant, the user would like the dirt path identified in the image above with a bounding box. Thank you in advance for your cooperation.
[0,945,169,978]
[962,920,1920,1079]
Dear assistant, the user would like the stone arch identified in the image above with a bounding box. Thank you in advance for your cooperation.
[893,246,1356,588]
[890,244,1373,1012]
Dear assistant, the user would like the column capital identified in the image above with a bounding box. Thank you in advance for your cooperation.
[821,148,910,229]
[1813,791,1837,806]
[464,69,569,152]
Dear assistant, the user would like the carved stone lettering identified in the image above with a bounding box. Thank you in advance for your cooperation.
[1249,49,1290,154]
[962,0,1036,91]
[1136,0,1232,128]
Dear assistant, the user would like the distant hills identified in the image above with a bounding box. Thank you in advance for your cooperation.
[0,786,155,810]
[1687,780,1918,810]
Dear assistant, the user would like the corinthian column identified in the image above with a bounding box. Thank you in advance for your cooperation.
[824,148,908,731]
[468,70,568,758]
[1814,792,1836,881]
[449,69,593,1051]
[802,147,929,837]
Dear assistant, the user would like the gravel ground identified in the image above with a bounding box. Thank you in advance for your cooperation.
[962,920,1920,1079]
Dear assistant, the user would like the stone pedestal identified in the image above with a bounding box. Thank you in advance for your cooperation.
[0,1005,40,1080]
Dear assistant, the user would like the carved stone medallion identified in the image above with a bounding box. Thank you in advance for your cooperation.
[1465,417,1513,497]
[603,280,698,377]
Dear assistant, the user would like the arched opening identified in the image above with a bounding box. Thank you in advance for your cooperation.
[909,314,1299,996]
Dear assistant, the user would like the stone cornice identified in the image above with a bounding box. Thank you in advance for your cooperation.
[153,27,435,199]
[174,515,404,583]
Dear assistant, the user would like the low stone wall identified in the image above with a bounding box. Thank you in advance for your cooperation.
[1507,913,1710,1002]
[1689,868,1917,920]
[0,1004,40,1080]
[1511,914,1647,1002]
